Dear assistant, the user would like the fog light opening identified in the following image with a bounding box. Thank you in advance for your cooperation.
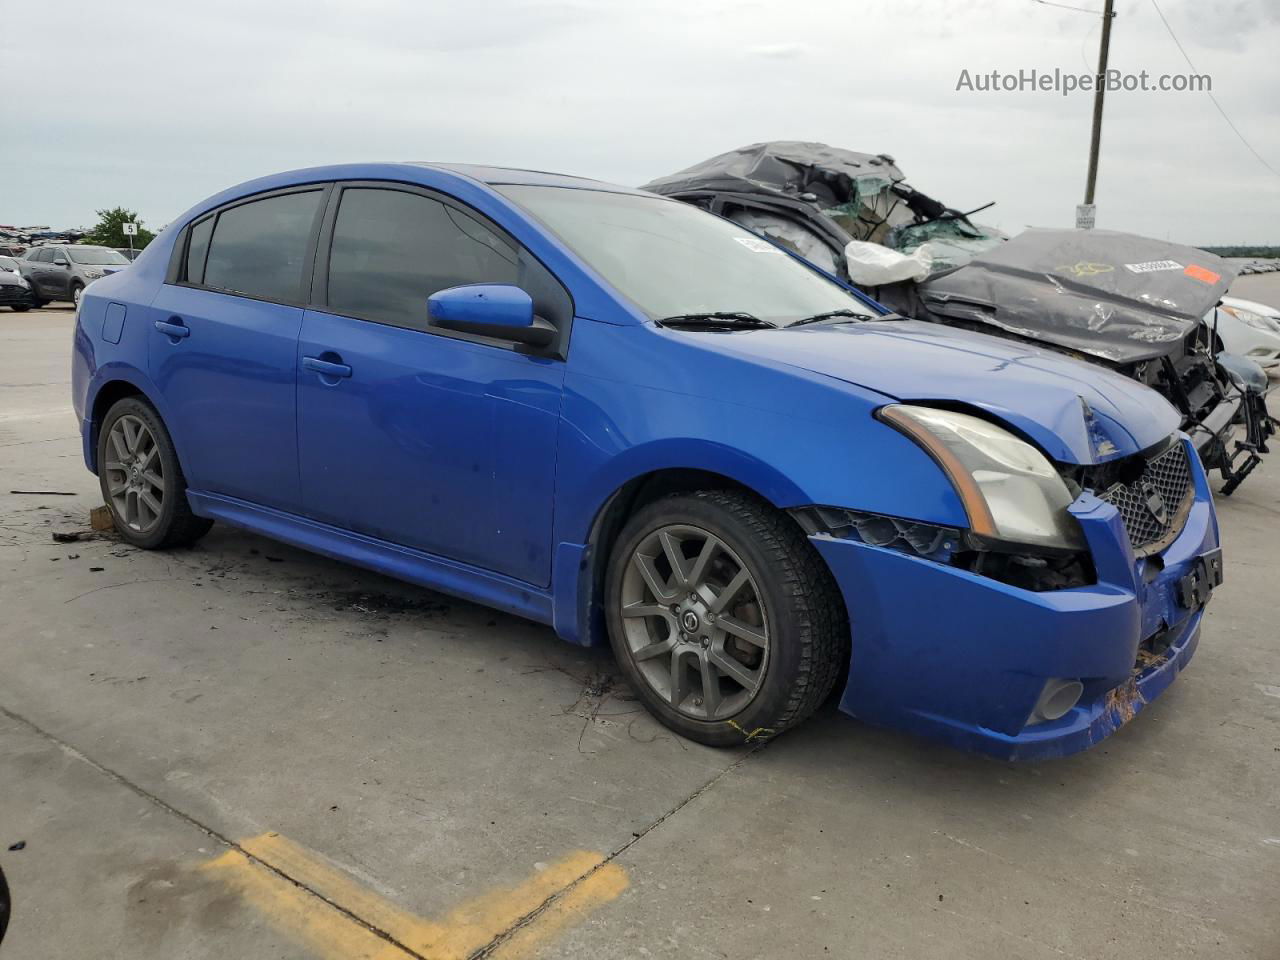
[1029,679,1084,725]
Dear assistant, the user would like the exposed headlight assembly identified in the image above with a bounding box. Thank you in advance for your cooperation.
[1222,305,1280,335]
[878,405,1084,551]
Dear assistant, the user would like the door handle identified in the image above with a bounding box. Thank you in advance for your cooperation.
[302,356,352,378]
[154,318,190,339]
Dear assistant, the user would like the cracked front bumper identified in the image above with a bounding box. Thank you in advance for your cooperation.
[813,436,1219,761]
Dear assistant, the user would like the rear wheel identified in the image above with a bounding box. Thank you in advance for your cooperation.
[605,490,847,747]
[97,397,213,549]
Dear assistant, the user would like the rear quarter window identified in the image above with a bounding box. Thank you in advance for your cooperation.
[185,217,214,285]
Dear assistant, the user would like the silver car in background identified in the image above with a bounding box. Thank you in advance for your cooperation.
[19,244,130,306]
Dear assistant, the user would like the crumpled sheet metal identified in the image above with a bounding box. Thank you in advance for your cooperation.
[642,141,905,201]
[916,229,1237,364]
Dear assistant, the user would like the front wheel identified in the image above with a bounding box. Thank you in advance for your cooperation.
[10,305,30,312]
[605,490,848,747]
[97,397,213,549]
[70,281,84,307]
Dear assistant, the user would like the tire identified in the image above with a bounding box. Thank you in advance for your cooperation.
[605,489,848,747]
[10,305,30,312]
[97,397,213,549]
[70,281,84,306]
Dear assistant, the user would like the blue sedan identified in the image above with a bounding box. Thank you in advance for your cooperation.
[70,163,1222,759]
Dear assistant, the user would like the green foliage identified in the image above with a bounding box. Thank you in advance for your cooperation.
[86,207,155,250]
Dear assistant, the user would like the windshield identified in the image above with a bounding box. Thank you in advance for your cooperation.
[67,247,130,265]
[0,256,17,272]
[498,186,877,326]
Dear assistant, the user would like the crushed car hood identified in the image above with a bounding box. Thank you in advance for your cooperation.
[713,319,1181,464]
[916,229,1236,364]
[643,141,905,200]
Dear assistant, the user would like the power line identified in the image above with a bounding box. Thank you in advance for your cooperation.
[1148,0,1280,180]
[1029,0,1111,15]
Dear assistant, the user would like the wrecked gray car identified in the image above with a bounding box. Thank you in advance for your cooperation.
[644,141,1273,493]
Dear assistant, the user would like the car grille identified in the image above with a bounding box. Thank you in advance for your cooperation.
[0,284,28,304]
[1096,441,1194,556]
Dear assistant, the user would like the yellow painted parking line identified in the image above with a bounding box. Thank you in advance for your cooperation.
[200,832,627,960]
[201,847,407,960]
[487,863,630,960]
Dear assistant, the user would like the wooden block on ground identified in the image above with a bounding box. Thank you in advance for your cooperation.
[90,505,115,531]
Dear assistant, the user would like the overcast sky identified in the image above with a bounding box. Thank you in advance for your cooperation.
[2,0,1277,244]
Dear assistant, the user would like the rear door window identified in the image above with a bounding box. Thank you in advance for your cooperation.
[203,191,322,303]
[325,187,567,332]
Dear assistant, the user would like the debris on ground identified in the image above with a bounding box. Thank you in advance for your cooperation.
[9,490,77,496]
[52,506,118,543]
[90,505,115,531]
[6,842,24,852]
[327,589,451,619]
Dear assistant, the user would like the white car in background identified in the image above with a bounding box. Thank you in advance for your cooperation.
[1210,297,1280,374]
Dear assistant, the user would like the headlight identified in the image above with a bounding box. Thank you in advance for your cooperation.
[1222,305,1280,335]
[878,405,1084,551]
[83,270,104,280]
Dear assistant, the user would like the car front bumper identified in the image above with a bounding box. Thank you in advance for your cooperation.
[812,436,1219,761]
[0,282,33,307]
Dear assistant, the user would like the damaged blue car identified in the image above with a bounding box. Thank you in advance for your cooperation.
[70,163,1222,759]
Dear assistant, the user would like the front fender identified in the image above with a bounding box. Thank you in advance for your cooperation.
[547,323,973,646]
[553,326,972,548]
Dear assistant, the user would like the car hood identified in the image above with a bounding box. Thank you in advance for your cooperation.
[0,271,27,287]
[712,318,1180,464]
[915,229,1235,364]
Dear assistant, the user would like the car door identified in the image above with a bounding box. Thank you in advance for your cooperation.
[147,186,328,513]
[296,184,570,587]
[22,249,52,295]
[44,247,73,297]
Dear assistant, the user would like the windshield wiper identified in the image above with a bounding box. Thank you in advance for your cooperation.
[789,309,880,328]
[657,312,777,330]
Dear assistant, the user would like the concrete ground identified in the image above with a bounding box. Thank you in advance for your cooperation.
[1,296,1278,960]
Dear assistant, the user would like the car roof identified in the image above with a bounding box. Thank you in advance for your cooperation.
[172,162,660,235]
[415,162,648,195]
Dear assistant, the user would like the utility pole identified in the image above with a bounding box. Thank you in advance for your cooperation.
[1082,0,1116,210]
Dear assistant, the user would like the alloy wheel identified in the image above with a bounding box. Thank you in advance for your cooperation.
[104,414,165,534]
[618,523,770,721]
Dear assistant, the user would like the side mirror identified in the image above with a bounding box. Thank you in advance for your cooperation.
[427,284,555,348]
[53,258,68,267]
